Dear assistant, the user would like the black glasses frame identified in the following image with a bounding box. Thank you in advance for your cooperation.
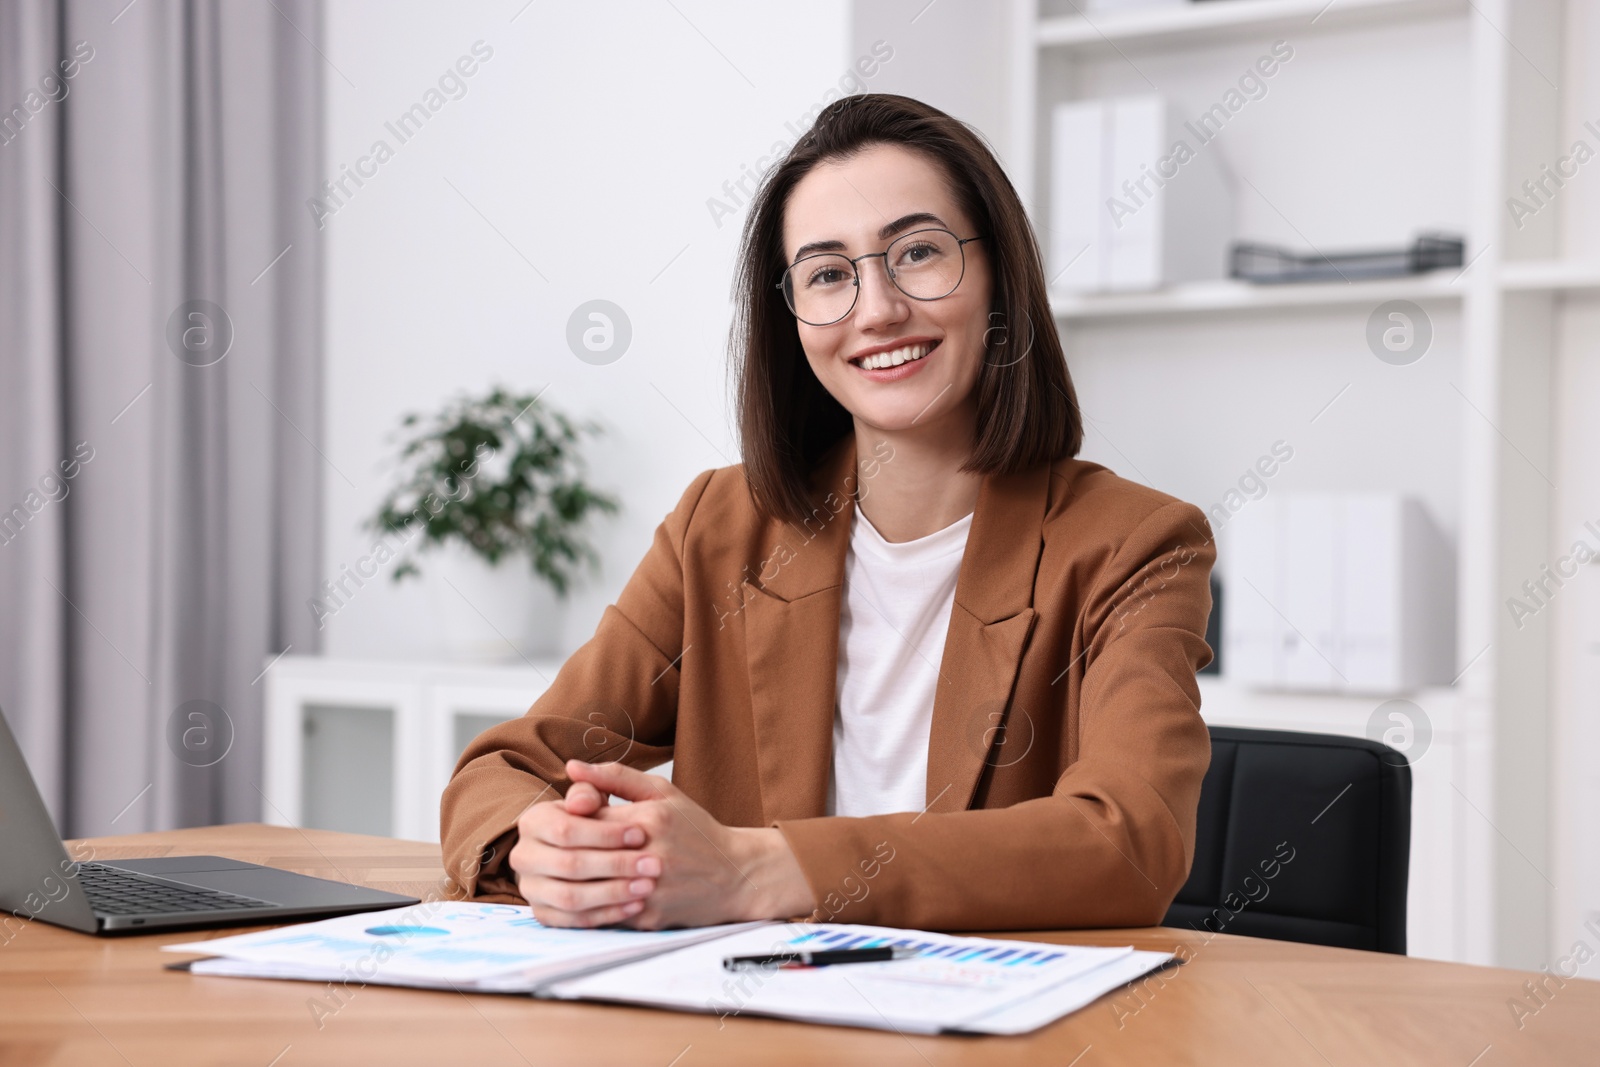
[775,228,986,326]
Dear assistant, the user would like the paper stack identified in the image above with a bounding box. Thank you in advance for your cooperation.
[163,901,1176,1035]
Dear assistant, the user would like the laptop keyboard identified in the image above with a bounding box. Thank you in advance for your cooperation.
[76,862,280,916]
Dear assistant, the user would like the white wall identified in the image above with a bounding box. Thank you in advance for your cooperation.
[319,0,852,661]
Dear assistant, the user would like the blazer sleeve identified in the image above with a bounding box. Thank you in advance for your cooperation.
[437,469,714,901]
[773,500,1215,931]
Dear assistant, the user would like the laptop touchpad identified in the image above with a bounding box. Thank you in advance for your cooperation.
[173,867,382,906]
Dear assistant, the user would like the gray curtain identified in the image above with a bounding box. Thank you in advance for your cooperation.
[0,0,324,836]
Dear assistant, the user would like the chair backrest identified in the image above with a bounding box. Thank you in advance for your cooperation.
[1162,725,1411,954]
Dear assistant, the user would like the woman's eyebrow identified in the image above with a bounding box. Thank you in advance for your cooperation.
[790,211,948,261]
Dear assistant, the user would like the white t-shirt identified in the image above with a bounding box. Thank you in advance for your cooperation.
[825,500,973,817]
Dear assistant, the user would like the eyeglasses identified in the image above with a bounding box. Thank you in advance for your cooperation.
[776,228,985,326]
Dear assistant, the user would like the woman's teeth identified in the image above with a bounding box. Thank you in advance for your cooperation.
[855,342,933,371]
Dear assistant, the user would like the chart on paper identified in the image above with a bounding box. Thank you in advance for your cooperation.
[782,928,1075,990]
[546,922,1156,1034]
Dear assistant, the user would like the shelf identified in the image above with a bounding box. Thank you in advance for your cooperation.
[1036,0,1466,54]
[1050,271,1465,320]
[266,653,563,686]
[1197,673,1468,703]
[1048,262,1600,320]
[1499,259,1600,293]
[1196,674,1478,736]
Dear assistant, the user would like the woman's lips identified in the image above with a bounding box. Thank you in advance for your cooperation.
[850,340,938,382]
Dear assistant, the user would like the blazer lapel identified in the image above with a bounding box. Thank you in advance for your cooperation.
[743,432,858,823]
[923,460,1049,814]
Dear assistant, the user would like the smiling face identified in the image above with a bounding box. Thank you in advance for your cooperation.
[781,142,992,443]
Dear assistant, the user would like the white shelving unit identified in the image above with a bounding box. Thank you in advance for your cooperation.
[1051,261,1600,319]
[1499,258,1600,292]
[1049,271,1467,319]
[999,0,1595,971]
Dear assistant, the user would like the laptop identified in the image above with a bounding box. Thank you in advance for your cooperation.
[0,706,419,934]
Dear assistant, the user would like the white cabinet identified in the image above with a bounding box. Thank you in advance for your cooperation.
[1224,494,1454,692]
[263,656,562,842]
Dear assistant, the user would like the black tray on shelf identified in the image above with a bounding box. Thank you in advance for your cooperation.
[1229,232,1465,284]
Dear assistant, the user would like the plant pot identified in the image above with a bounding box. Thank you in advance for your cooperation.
[423,542,563,663]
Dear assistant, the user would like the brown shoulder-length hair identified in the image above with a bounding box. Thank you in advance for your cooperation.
[730,92,1083,527]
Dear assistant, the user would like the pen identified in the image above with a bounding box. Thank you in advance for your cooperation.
[722,946,919,970]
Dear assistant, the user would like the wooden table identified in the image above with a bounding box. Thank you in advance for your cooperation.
[1,825,1594,1066]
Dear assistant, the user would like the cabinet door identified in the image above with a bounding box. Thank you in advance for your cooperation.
[418,681,554,842]
[263,673,420,838]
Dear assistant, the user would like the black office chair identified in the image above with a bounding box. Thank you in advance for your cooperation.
[1162,725,1412,954]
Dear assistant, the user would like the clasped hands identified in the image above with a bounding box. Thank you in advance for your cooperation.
[507,759,816,929]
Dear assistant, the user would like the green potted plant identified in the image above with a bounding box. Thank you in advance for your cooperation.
[364,386,620,659]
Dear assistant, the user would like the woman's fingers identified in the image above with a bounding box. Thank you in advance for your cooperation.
[527,892,650,929]
[518,872,655,916]
[514,844,661,883]
[517,799,645,850]
[562,781,609,816]
[566,759,673,803]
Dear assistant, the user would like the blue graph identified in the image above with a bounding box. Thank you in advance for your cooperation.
[365,925,449,938]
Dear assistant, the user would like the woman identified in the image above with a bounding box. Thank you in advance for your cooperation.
[440,94,1215,932]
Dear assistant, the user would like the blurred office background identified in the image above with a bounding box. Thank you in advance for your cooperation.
[1,0,1596,974]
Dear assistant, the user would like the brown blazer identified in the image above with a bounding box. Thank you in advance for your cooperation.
[440,429,1216,931]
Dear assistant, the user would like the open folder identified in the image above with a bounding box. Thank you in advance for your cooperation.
[162,901,1176,1035]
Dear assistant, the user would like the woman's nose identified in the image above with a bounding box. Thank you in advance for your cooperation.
[852,256,909,328]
